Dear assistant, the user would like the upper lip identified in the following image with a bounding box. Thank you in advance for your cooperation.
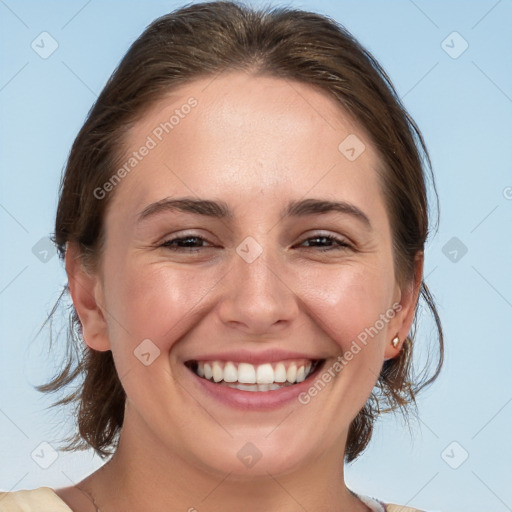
[184,349,324,365]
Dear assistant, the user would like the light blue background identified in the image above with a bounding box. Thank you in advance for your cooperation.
[1,1,511,511]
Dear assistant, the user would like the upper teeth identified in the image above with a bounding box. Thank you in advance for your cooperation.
[194,360,315,384]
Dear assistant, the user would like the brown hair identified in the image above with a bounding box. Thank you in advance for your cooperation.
[39,0,443,463]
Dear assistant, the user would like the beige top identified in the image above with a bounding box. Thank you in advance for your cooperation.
[0,487,427,511]
[0,487,72,511]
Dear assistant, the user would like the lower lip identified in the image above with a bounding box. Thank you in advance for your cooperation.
[185,361,326,411]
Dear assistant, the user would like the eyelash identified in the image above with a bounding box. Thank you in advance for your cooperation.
[159,234,351,252]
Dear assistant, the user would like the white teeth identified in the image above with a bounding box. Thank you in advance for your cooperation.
[192,359,318,387]
[256,363,274,384]
[204,363,213,380]
[212,362,223,383]
[221,382,283,392]
[286,364,297,383]
[238,362,256,384]
[223,362,238,383]
[274,363,287,383]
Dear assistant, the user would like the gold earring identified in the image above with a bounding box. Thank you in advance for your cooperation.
[391,335,400,348]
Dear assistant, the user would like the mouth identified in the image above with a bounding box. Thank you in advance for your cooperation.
[184,358,324,392]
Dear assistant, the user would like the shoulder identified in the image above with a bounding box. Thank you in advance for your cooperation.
[0,487,73,511]
[357,493,431,512]
[386,504,432,512]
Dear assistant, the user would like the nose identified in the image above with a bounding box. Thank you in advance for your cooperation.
[216,246,299,336]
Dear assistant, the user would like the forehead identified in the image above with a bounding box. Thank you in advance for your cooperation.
[109,72,384,220]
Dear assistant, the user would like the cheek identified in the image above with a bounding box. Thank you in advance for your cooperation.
[293,262,396,420]
[102,247,396,377]
[295,262,395,352]
[103,259,223,354]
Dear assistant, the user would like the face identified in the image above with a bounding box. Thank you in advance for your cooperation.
[70,72,417,478]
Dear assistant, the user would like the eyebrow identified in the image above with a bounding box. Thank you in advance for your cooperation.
[137,197,372,229]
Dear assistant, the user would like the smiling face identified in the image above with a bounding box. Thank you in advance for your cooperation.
[68,72,419,479]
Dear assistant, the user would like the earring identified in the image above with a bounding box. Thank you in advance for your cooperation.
[391,335,400,348]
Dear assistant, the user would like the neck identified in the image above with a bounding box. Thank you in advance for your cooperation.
[80,407,368,512]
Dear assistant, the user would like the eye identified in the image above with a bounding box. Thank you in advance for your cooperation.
[158,233,351,253]
[160,235,213,252]
[296,234,352,252]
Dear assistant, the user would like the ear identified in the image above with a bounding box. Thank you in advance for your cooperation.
[384,251,423,360]
[65,242,111,352]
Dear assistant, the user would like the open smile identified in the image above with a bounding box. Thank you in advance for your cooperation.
[184,358,327,409]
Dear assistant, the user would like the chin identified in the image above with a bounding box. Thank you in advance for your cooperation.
[186,431,317,480]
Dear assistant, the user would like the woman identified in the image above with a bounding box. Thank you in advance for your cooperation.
[0,1,443,511]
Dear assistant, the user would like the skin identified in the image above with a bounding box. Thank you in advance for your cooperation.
[56,72,422,512]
